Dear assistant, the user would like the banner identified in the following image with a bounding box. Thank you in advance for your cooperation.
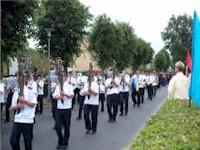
[189,11,200,107]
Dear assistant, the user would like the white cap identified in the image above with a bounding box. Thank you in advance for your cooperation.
[67,67,73,73]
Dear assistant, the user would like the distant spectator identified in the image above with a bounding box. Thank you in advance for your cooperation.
[168,61,190,100]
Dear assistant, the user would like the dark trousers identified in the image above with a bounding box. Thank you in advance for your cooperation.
[131,90,140,106]
[119,92,129,115]
[139,88,145,103]
[147,85,153,100]
[51,97,57,123]
[55,109,71,145]
[84,104,98,132]
[5,91,13,121]
[107,94,118,121]
[10,123,33,150]
[77,95,85,119]
[153,86,157,98]
[36,95,43,114]
[72,88,80,108]
[99,93,105,112]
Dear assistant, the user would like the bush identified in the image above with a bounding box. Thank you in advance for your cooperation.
[130,100,200,150]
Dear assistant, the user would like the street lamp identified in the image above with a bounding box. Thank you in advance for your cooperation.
[45,28,53,101]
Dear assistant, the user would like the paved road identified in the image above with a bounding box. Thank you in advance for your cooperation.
[1,86,168,150]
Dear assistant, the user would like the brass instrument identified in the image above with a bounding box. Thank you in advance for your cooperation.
[17,56,30,114]
[55,57,64,103]
[111,59,117,88]
[88,62,93,99]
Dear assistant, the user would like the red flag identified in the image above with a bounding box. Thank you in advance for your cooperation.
[186,50,192,77]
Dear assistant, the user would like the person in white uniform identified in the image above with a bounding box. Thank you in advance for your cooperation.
[0,80,5,118]
[53,75,74,149]
[10,75,37,150]
[77,75,87,120]
[36,75,44,114]
[119,70,130,116]
[105,70,120,123]
[66,67,76,109]
[83,77,99,134]
[98,77,105,112]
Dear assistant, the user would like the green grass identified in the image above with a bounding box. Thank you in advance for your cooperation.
[130,100,200,150]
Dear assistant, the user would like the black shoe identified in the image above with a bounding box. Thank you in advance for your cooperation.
[125,113,128,116]
[108,119,113,123]
[56,144,62,149]
[3,120,9,123]
[76,117,81,121]
[61,145,68,149]
[112,118,116,123]
[91,130,96,134]
[86,129,91,134]
[138,104,140,107]
[119,113,123,116]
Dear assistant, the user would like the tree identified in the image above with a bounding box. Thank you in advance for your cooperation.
[89,14,119,70]
[115,22,136,71]
[131,38,154,69]
[37,0,91,68]
[154,49,171,71]
[1,0,39,76]
[161,14,192,64]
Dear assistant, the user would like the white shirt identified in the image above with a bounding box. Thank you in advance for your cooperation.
[168,72,190,100]
[119,74,130,92]
[53,82,74,109]
[99,83,105,94]
[105,77,120,95]
[28,80,38,98]
[146,75,154,86]
[80,82,88,96]
[37,79,44,95]
[84,81,99,105]
[152,74,159,86]
[67,76,77,90]
[12,86,37,124]
[0,82,5,103]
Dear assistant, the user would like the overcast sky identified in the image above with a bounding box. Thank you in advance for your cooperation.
[79,0,200,53]
[29,0,200,53]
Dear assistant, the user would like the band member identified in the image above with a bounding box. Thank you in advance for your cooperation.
[66,67,76,109]
[105,70,120,123]
[139,71,146,104]
[53,75,74,149]
[0,80,5,118]
[77,75,87,120]
[119,70,130,116]
[146,72,154,100]
[10,75,37,150]
[98,77,105,112]
[152,71,159,98]
[4,75,15,123]
[131,70,140,107]
[51,79,58,129]
[36,75,44,114]
[74,71,81,105]
[84,77,99,134]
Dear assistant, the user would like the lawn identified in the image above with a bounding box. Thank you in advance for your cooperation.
[130,100,200,150]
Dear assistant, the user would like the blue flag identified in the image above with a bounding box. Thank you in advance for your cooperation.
[189,11,200,107]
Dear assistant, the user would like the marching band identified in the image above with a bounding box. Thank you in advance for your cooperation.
[1,58,163,150]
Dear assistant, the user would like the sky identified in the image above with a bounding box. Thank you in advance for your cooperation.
[79,0,200,53]
[29,0,200,53]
